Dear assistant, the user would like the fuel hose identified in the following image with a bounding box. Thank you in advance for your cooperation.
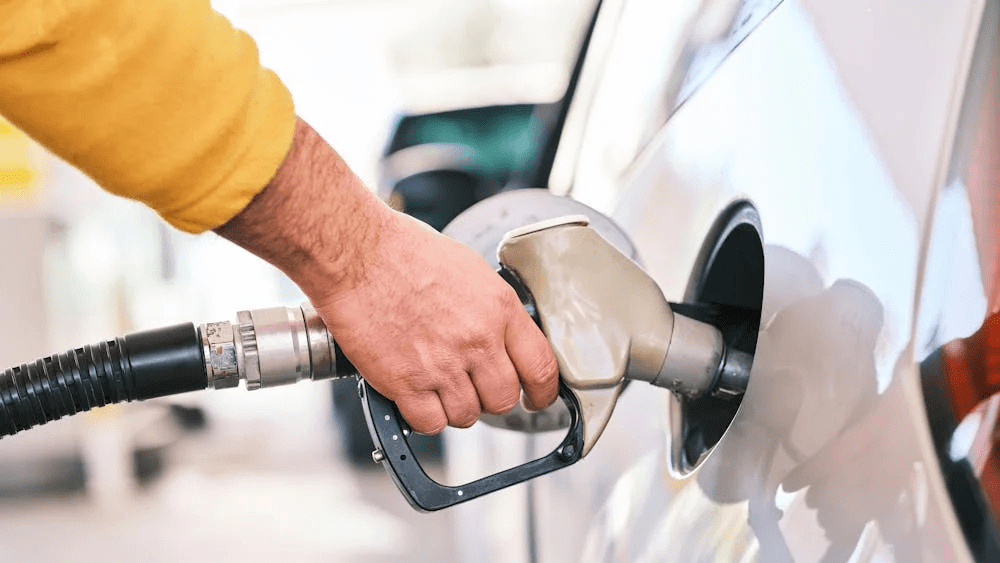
[0,324,205,437]
[0,304,355,438]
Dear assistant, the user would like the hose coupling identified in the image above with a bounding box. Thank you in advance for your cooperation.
[200,303,348,391]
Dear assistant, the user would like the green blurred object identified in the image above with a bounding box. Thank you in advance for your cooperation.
[379,103,557,231]
[388,104,541,179]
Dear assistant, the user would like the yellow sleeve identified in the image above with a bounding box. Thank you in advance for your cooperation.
[0,0,296,233]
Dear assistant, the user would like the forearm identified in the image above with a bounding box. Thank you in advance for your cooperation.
[214,118,389,302]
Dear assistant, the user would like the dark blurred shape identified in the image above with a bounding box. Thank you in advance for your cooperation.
[168,404,207,433]
[393,169,481,231]
[385,104,540,173]
[133,446,166,487]
[380,103,556,230]
[0,455,86,498]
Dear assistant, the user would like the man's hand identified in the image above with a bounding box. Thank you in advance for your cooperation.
[215,118,559,433]
[316,212,558,433]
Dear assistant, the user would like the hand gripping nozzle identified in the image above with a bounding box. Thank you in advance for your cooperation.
[360,216,750,511]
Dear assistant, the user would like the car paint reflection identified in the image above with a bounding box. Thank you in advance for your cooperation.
[550,1,972,560]
[583,247,963,562]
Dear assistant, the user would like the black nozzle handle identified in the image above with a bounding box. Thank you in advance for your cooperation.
[360,379,584,511]
[352,265,584,511]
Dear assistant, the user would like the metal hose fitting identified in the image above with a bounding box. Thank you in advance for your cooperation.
[201,303,352,391]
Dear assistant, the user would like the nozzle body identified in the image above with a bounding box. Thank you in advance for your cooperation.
[498,216,749,455]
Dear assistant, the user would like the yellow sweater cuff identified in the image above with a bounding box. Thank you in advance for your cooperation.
[0,0,296,233]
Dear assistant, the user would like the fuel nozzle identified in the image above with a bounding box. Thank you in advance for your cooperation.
[200,216,750,512]
[498,215,750,455]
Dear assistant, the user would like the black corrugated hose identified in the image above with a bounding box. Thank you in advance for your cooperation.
[0,323,207,438]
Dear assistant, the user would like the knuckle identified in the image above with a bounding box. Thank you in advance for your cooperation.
[473,361,521,415]
[465,333,493,356]
[396,366,431,392]
[497,285,522,312]
[396,394,447,435]
[467,343,501,371]
[401,361,455,394]
[434,369,471,396]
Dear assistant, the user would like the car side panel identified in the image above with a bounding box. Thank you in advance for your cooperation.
[535,0,984,562]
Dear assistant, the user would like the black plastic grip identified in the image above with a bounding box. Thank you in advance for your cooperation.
[125,323,206,400]
[361,379,584,511]
[0,323,206,438]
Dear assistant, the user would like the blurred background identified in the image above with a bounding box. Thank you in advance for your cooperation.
[0,0,593,561]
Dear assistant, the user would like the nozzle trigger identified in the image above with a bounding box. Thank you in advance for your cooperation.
[360,379,584,511]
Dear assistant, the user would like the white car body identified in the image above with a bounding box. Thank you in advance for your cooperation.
[443,0,998,561]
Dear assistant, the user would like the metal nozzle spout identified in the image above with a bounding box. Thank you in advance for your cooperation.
[646,311,751,399]
[647,312,724,399]
[715,347,752,398]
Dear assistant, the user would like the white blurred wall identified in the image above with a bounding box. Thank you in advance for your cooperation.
[0,2,594,560]
[0,213,49,366]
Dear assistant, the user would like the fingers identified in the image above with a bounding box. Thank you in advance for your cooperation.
[505,309,560,411]
[383,340,551,434]
[437,375,482,429]
[468,352,521,415]
[395,372,482,434]
[395,393,447,435]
